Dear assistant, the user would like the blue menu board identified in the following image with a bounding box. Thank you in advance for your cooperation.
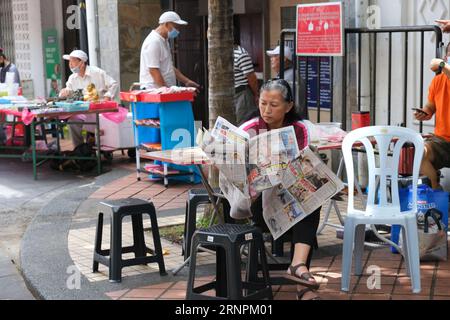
[299,57,332,109]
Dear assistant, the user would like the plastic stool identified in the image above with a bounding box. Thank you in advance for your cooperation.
[93,199,167,283]
[186,224,273,300]
[182,188,231,260]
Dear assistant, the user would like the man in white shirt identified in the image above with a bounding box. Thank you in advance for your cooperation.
[139,11,200,90]
[267,46,295,93]
[267,45,307,119]
[60,50,118,147]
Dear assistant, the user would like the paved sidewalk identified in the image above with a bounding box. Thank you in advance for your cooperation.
[0,249,34,300]
[65,166,450,300]
[15,151,450,300]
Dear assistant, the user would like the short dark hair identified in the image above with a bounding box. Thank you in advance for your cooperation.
[0,48,5,59]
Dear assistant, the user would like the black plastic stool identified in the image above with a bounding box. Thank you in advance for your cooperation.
[186,224,273,300]
[183,188,231,260]
[93,199,167,283]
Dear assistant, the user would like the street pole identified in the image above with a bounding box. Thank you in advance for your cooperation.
[86,0,99,67]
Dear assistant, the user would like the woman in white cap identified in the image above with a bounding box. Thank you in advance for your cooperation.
[60,50,118,147]
[140,11,200,90]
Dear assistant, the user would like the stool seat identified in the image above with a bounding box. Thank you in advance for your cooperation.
[100,198,154,214]
[93,199,167,283]
[196,224,258,242]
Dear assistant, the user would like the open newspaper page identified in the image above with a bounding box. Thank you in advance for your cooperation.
[262,147,345,240]
[247,126,300,194]
[200,117,250,196]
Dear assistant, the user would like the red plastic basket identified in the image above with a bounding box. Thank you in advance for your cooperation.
[120,91,195,103]
[89,101,118,110]
[120,91,141,102]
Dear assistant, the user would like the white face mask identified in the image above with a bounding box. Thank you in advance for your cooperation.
[70,62,82,74]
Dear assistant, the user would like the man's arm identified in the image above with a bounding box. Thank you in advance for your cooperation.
[59,76,74,98]
[430,58,450,80]
[246,72,260,105]
[103,72,118,101]
[436,20,450,33]
[174,67,200,88]
[415,101,436,122]
[149,68,168,88]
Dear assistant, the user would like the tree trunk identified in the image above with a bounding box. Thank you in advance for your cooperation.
[207,0,235,189]
[208,0,235,128]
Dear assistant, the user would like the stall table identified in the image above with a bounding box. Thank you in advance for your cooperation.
[0,106,118,180]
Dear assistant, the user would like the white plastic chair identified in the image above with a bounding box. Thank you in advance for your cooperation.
[341,126,424,294]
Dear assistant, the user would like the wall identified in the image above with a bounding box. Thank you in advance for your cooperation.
[117,0,162,91]
[12,0,46,98]
[268,0,328,49]
[98,0,121,97]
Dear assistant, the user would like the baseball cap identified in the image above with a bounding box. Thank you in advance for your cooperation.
[266,46,293,61]
[63,50,88,62]
[159,11,188,25]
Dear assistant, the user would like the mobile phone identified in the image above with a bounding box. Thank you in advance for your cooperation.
[412,108,429,116]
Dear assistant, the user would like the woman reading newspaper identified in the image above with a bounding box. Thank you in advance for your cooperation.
[237,79,322,300]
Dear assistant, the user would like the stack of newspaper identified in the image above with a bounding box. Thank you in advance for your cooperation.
[198,117,345,239]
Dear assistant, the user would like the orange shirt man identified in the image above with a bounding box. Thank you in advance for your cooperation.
[415,43,450,189]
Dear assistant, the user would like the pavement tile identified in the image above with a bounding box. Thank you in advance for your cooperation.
[141,282,175,290]
[359,275,397,285]
[391,295,430,300]
[351,293,390,300]
[437,264,450,270]
[353,283,394,294]
[392,284,431,295]
[434,277,450,286]
[105,289,130,300]
[274,292,297,300]
[160,289,187,300]
[319,292,351,300]
[431,296,450,300]
[365,259,402,268]
[278,285,298,292]
[432,286,450,296]
[122,288,166,299]
[436,269,450,278]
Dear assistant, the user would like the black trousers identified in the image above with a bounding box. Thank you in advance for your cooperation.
[250,196,321,268]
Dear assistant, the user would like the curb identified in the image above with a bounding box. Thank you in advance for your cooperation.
[19,168,133,300]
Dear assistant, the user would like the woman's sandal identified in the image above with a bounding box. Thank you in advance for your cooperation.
[283,263,320,290]
[297,287,322,301]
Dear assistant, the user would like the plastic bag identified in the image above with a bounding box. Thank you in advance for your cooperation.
[101,106,128,124]
[219,173,253,220]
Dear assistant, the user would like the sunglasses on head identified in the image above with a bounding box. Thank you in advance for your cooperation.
[266,78,294,102]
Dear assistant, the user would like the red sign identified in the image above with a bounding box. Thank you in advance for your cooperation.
[296,2,344,56]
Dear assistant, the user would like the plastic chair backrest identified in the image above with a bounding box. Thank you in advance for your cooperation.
[342,126,424,215]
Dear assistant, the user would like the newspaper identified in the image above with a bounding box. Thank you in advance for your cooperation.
[199,117,299,197]
[199,117,344,240]
[264,147,345,240]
